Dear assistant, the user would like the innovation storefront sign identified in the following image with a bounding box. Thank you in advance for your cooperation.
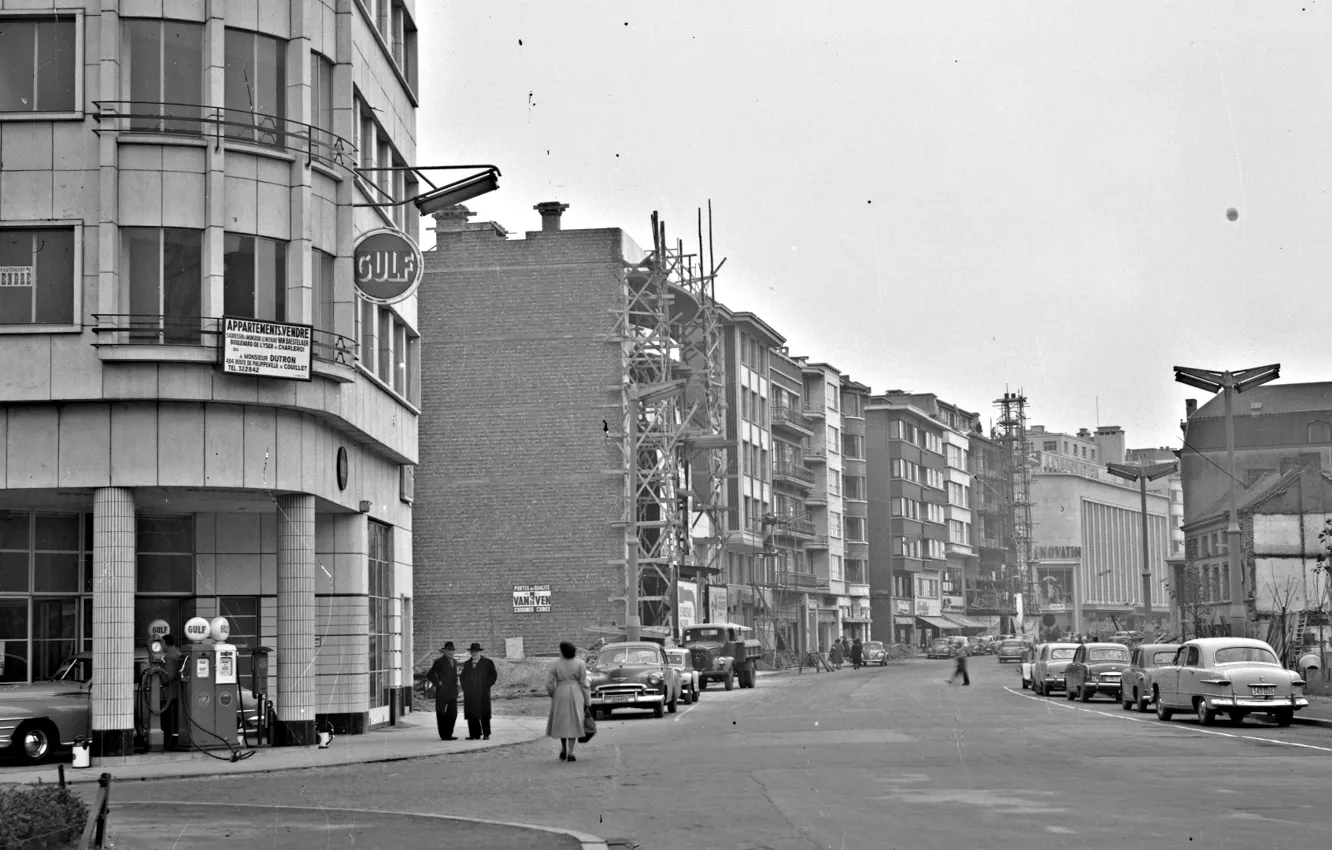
[220,317,313,381]
[512,584,552,613]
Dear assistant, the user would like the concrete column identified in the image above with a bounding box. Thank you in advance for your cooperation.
[275,494,317,746]
[91,487,136,757]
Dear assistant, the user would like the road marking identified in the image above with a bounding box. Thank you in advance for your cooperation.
[674,701,701,720]
[1003,687,1332,753]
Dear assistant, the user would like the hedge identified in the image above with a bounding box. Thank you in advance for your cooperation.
[0,783,88,850]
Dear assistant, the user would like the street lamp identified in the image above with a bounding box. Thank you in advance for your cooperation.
[1173,363,1281,638]
[1106,460,1178,633]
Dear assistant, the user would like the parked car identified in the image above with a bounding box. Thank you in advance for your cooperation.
[966,636,985,656]
[995,639,1027,664]
[861,641,888,666]
[927,638,953,659]
[0,651,259,764]
[587,641,681,719]
[1063,643,1131,702]
[663,648,700,704]
[1019,644,1039,689]
[978,636,998,655]
[1030,642,1079,695]
[1120,643,1179,712]
[1153,637,1309,727]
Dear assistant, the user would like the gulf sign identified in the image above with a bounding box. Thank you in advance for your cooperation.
[353,228,423,305]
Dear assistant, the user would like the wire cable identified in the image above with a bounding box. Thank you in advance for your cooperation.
[1175,435,1253,491]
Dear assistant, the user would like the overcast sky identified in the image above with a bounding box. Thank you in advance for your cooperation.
[417,1,1330,450]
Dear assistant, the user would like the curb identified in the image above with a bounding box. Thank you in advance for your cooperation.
[1294,716,1332,728]
[113,801,612,850]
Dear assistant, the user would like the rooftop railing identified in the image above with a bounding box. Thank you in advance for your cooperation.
[91,314,357,366]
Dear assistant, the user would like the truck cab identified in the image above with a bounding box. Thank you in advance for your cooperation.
[680,623,763,690]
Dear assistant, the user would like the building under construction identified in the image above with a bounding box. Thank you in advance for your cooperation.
[414,202,730,660]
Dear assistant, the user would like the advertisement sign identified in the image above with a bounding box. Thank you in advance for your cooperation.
[353,229,423,304]
[894,599,910,615]
[708,585,728,624]
[183,617,212,643]
[220,317,313,381]
[148,619,171,641]
[512,584,552,613]
[677,581,698,631]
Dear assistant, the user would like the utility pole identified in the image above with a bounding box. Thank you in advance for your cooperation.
[1106,461,1177,632]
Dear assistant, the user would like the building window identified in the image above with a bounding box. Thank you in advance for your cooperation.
[219,596,259,681]
[312,249,336,335]
[123,19,205,133]
[359,299,419,404]
[1309,421,1332,443]
[136,516,194,593]
[843,474,864,501]
[310,51,335,147]
[0,228,75,326]
[224,28,287,144]
[842,433,863,459]
[0,16,76,113]
[121,227,203,345]
[829,511,842,538]
[224,234,287,322]
[844,516,865,542]
[368,520,394,711]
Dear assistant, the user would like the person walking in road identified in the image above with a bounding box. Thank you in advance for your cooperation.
[829,640,843,671]
[948,643,971,686]
[427,641,460,741]
[460,642,499,740]
[850,638,864,670]
[841,636,852,660]
[546,640,591,762]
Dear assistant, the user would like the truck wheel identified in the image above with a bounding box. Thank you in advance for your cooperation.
[699,678,707,692]
[725,670,735,691]
[667,692,678,713]
[748,667,758,688]
[653,701,664,719]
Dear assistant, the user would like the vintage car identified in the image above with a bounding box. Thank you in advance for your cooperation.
[926,638,953,659]
[1153,637,1309,727]
[682,623,762,690]
[663,648,700,704]
[1120,643,1179,712]
[1,651,259,764]
[995,639,1027,664]
[1063,642,1131,702]
[587,642,681,719]
[1030,642,1079,695]
[861,641,888,666]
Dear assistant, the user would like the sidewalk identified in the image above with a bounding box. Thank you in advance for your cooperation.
[1297,693,1332,727]
[0,712,548,786]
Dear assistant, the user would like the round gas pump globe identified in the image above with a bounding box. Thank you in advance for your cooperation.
[209,617,231,642]
[183,617,212,643]
[148,619,171,641]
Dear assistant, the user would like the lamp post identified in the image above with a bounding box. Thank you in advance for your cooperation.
[1106,461,1178,632]
[1174,364,1281,638]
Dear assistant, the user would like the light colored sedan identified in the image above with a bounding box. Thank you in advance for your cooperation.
[1153,637,1309,727]
[1019,644,1039,689]
[1120,643,1179,712]
[663,648,699,704]
[1030,642,1079,696]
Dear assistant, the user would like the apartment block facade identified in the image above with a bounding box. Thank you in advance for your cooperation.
[839,377,872,642]
[767,346,817,653]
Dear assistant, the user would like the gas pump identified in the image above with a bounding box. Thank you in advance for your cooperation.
[177,616,240,750]
[250,646,272,745]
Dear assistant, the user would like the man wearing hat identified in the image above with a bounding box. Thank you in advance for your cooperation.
[427,642,460,741]
[459,642,498,740]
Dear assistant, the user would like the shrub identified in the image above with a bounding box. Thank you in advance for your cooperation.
[0,783,89,850]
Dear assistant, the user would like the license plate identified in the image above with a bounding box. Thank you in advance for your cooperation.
[1251,686,1276,697]
[606,695,634,703]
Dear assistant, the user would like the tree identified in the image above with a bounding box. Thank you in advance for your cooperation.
[1260,571,1303,658]
[1167,560,1225,640]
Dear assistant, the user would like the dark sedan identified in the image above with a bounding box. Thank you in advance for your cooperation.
[1064,643,1131,702]
[995,639,1027,664]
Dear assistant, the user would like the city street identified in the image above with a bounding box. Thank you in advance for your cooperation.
[101,656,1332,849]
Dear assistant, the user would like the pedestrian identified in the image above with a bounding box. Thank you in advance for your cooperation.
[460,642,498,740]
[829,640,843,671]
[841,636,852,660]
[546,640,591,762]
[948,643,971,686]
[161,634,182,749]
[850,638,863,670]
[427,641,460,741]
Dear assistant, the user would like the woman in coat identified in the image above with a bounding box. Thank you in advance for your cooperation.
[850,638,864,670]
[829,640,843,671]
[546,640,592,762]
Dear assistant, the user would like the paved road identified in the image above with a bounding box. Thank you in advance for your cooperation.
[104,657,1332,849]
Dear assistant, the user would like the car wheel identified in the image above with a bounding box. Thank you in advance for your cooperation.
[1122,692,1134,710]
[1273,709,1294,728]
[1155,690,1173,721]
[1033,680,1043,696]
[1195,698,1217,726]
[1079,686,1092,702]
[1136,689,1150,713]
[653,701,664,719]
[14,721,57,764]
[699,678,707,692]
[724,670,735,691]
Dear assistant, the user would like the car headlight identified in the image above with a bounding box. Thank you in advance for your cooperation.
[647,673,662,685]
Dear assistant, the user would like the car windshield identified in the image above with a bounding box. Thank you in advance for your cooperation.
[1151,651,1176,666]
[1000,641,1024,650]
[865,642,884,650]
[1214,646,1280,666]
[931,639,950,647]
[685,628,723,641]
[598,647,661,665]
[1049,648,1076,660]
[1089,648,1129,662]
[665,651,686,665]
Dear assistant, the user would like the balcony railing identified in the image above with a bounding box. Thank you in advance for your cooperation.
[93,100,357,172]
[803,404,826,419]
[805,449,827,464]
[776,570,820,589]
[807,534,829,548]
[805,490,828,505]
[772,460,814,485]
[91,314,357,366]
[770,403,813,432]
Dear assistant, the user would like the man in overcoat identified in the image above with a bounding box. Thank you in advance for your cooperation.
[460,642,499,740]
[427,641,459,741]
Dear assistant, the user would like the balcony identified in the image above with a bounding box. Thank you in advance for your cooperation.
[805,490,828,506]
[772,460,814,486]
[770,403,814,436]
[847,582,871,597]
[767,514,815,538]
[93,101,356,173]
[776,570,820,589]
[807,535,829,549]
[803,404,826,420]
[805,449,827,464]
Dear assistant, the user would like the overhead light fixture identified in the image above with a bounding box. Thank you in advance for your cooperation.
[414,167,501,215]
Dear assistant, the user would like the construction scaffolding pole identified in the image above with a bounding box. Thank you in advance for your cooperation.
[995,391,1038,634]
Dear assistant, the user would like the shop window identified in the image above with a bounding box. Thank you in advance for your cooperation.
[219,596,259,680]
[33,513,80,593]
[121,227,204,344]
[224,28,287,145]
[0,599,29,682]
[134,597,183,645]
[32,597,77,681]
[368,521,394,710]
[0,228,76,326]
[0,16,77,113]
[122,19,205,133]
[0,510,30,593]
[136,516,194,594]
[224,233,287,322]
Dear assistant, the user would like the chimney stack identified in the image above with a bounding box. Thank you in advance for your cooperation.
[535,201,570,232]
[1185,399,1198,417]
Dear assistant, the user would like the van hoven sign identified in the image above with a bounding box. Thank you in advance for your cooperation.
[512,584,551,613]
[220,317,313,381]
[353,229,423,304]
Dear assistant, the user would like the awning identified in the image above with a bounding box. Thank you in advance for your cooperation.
[917,615,960,631]
[943,615,988,629]
[893,616,915,626]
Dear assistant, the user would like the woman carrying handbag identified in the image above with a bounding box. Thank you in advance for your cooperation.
[546,640,592,762]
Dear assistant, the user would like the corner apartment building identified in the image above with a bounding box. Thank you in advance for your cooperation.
[0,0,423,752]
[799,362,845,649]
[766,345,817,654]
[866,394,948,647]
[839,377,872,642]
